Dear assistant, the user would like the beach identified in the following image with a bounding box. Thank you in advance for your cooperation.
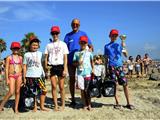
[0,76,160,120]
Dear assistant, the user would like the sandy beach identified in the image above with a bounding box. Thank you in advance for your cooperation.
[0,77,160,120]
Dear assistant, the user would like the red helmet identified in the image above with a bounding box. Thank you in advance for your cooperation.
[79,36,88,43]
[109,29,119,37]
[10,42,21,49]
[51,26,60,33]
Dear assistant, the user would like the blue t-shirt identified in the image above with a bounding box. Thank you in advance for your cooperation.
[64,30,92,64]
[73,50,93,77]
[104,41,123,67]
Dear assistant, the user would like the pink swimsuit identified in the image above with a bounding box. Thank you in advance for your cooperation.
[8,55,22,80]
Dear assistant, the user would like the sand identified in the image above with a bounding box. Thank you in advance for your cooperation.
[0,77,160,120]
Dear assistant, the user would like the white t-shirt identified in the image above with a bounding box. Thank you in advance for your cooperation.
[44,40,69,65]
[23,51,45,78]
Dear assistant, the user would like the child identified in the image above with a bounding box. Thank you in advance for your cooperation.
[0,42,22,113]
[94,55,105,97]
[23,36,48,112]
[73,36,94,111]
[104,29,134,110]
[127,56,134,78]
[44,26,69,111]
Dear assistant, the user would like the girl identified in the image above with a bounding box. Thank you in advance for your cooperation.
[127,56,135,78]
[45,26,68,111]
[135,55,143,78]
[0,42,22,113]
[23,36,48,112]
[73,36,94,111]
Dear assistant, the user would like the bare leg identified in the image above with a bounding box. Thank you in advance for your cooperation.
[123,84,130,105]
[0,78,15,111]
[33,98,37,112]
[114,82,119,105]
[40,93,49,111]
[51,76,59,111]
[58,76,65,111]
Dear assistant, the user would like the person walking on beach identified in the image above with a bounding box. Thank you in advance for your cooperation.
[0,42,22,113]
[45,26,69,111]
[64,18,93,107]
[73,36,94,111]
[104,29,134,110]
[23,36,48,112]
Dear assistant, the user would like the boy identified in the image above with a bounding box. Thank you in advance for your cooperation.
[73,36,94,111]
[104,29,134,110]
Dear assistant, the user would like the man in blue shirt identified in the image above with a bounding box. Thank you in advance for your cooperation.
[64,18,93,106]
[104,29,134,110]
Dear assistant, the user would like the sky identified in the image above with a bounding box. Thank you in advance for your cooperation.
[0,1,160,60]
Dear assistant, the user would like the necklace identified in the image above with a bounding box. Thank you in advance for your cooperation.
[31,51,38,64]
[12,55,20,74]
[53,40,60,61]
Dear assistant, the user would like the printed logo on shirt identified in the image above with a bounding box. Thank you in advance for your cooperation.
[69,39,74,43]
[27,57,40,67]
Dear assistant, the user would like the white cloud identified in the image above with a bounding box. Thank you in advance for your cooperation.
[0,6,10,13]
[0,2,57,22]
[144,43,157,51]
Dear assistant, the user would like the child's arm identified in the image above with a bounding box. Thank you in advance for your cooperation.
[23,64,27,84]
[44,54,49,72]
[5,56,10,85]
[63,54,68,77]
[122,50,128,58]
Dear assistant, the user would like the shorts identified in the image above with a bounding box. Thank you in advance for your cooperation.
[50,65,64,77]
[26,77,47,96]
[108,66,127,86]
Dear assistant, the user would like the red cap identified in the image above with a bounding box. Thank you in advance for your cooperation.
[109,29,119,37]
[51,26,60,33]
[79,36,88,43]
[10,42,21,49]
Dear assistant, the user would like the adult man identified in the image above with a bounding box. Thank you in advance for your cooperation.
[64,18,93,106]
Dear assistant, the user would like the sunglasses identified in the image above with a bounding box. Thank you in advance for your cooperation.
[51,32,59,35]
[72,23,80,27]
[111,34,118,37]
[12,48,20,50]
[80,41,87,44]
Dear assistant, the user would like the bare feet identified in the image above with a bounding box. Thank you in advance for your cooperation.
[60,106,65,111]
[33,107,37,112]
[88,105,92,111]
[54,106,60,111]
[0,107,4,112]
[40,107,49,112]
[15,110,19,114]
[83,106,88,111]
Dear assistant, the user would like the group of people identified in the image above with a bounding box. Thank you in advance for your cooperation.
[126,53,152,78]
[0,18,135,114]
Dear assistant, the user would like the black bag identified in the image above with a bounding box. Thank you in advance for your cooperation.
[102,80,116,97]
[18,84,35,112]
[89,76,102,98]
